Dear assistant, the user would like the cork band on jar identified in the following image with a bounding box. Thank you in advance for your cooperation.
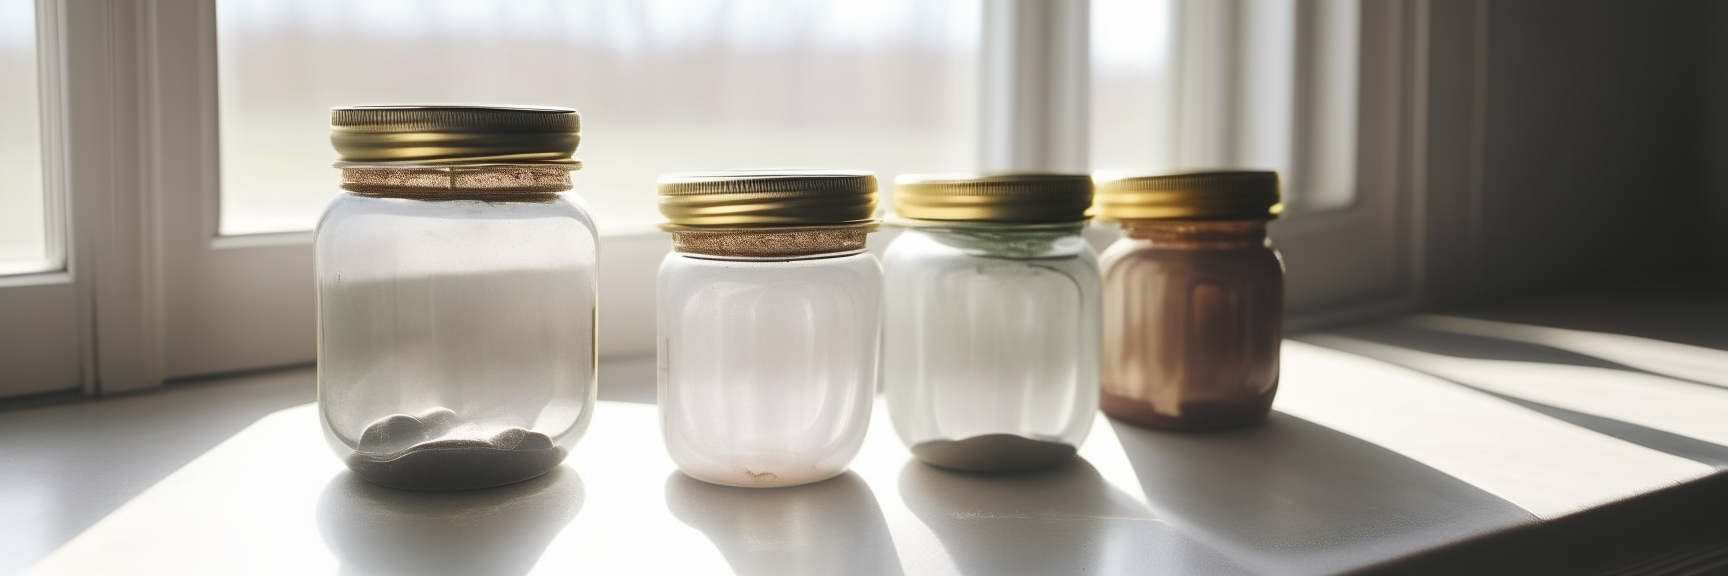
[340,166,572,202]
[664,222,881,258]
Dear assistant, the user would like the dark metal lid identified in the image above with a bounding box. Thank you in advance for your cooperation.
[1093,170,1282,221]
[892,173,1093,223]
[657,169,879,228]
[330,105,581,166]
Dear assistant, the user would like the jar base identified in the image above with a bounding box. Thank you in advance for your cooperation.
[341,409,571,491]
[1101,390,1275,432]
[676,464,849,489]
[910,434,1077,473]
[346,445,568,491]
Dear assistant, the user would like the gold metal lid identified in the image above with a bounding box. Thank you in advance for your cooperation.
[330,105,581,166]
[892,173,1093,223]
[658,170,879,228]
[1093,170,1282,221]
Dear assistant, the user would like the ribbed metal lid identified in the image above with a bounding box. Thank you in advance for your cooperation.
[892,173,1093,223]
[657,170,879,228]
[1093,170,1282,221]
[330,105,581,166]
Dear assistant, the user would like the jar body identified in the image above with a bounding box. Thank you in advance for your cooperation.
[658,251,882,487]
[315,192,598,490]
[882,226,1100,472]
[1099,221,1282,430]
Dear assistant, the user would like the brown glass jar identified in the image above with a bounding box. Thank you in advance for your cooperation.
[1094,171,1283,431]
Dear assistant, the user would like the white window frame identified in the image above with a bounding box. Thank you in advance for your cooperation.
[0,0,77,398]
[988,0,1428,330]
[0,0,164,398]
[1,0,1465,396]
[1272,0,1427,329]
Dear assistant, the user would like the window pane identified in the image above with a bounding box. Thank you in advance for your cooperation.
[217,0,980,235]
[1089,0,1177,175]
[1090,0,1359,213]
[0,0,50,275]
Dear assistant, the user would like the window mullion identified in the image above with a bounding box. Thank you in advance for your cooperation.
[978,0,1090,173]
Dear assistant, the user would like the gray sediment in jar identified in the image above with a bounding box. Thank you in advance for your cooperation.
[344,407,566,491]
[910,434,1078,473]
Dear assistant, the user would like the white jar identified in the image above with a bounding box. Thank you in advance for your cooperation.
[881,174,1099,472]
[316,106,596,491]
[656,170,882,488]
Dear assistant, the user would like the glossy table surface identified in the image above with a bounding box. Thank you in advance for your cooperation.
[9,283,1728,575]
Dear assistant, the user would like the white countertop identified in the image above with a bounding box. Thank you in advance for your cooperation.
[13,316,1728,575]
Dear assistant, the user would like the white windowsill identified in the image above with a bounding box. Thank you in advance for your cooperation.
[6,281,1728,575]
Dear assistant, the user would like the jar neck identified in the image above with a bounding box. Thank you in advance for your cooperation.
[905,221,1089,259]
[668,222,878,260]
[898,219,1087,233]
[1120,220,1269,249]
[677,249,865,263]
[340,164,572,202]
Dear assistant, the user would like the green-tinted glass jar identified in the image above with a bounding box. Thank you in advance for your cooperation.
[881,174,1100,473]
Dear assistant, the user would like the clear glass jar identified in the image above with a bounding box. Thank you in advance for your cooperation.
[656,170,882,488]
[1094,171,1283,431]
[316,106,597,490]
[881,174,1099,472]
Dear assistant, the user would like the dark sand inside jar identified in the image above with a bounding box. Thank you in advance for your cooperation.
[911,434,1077,473]
[344,408,567,491]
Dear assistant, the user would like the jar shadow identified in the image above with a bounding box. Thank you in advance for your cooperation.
[315,466,584,576]
[898,458,1248,575]
[664,470,904,576]
[1110,412,1534,573]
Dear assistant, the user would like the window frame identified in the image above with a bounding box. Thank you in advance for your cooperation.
[0,0,144,398]
[1004,0,1429,330]
[1272,0,1424,329]
[0,0,77,398]
[0,0,1452,396]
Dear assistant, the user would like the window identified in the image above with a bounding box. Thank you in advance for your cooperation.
[0,0,78,399]
[1091,0,1360,213]
[216,0,981,235]
[1091,0,1410,325]
[0,0,1418,396]
[0,0,51,275]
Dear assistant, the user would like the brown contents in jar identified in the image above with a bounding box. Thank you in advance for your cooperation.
[1100,221,1283,431]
